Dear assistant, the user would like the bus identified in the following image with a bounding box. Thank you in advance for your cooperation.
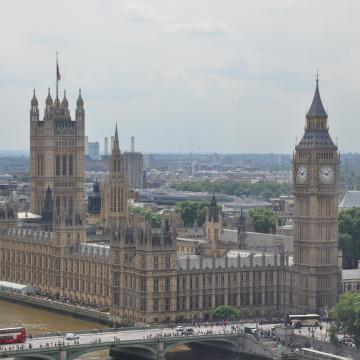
[0,327,27,344]
[288,314,321,328]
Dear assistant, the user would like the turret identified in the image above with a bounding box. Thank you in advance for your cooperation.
[208,194,220,222]
[61,90,70,117]
[30,89,39,121]
[61,90,68,107]
[76,89,84,121]
[45,88,53,107]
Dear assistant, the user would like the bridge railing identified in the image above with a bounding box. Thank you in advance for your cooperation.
[0,332,243,356]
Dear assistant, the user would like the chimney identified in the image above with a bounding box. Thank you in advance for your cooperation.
[358,259,360,269]
[104,137,108,155]
[131,136,135,152]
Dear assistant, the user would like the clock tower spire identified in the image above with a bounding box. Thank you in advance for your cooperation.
[293,78,342,314]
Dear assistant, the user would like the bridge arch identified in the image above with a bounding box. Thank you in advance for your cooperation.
[67,343,158,360]
[163,337,239,356]
[14,354,57,360]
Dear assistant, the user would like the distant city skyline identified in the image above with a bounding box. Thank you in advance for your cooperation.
[1,0,359,153]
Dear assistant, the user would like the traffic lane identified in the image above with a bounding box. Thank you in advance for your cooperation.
[1,324,238,351]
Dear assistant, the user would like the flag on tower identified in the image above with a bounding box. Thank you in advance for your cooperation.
[57,63,61,81]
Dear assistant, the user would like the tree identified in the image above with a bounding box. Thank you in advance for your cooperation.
[328,324,338,345]
[175,200,208,227]
[338,208,360,269]
[331,292,360,347]
[249,207,277,234]
[131,207,161,228]
[175,180,291,199]
[212,305,240,321]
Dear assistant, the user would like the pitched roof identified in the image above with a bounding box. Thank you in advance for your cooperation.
[339,191,360,208]
[306,79,327,119]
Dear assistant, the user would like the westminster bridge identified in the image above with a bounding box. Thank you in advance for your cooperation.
[0,325,352,360]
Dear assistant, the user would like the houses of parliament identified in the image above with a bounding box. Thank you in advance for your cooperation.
[0,76,342,323]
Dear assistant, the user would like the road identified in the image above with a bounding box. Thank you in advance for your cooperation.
[0,323,245,352]
[0,321,333,353]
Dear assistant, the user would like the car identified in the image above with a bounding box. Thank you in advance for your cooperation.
[65,333,80,340]
[175,326,185,332]
[184,328,194,335]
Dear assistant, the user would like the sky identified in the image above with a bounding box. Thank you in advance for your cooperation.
[0,0,359,154]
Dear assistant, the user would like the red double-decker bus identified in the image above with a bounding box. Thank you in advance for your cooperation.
[0,327,26,344]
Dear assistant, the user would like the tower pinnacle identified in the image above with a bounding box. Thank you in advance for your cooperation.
[306,76,327,119]
[31,89,38,106]
[114,124,120,151]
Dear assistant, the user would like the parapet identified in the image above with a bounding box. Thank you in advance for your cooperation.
[5,227,53,243]
[177,249,292,272]
[71,243,110,260]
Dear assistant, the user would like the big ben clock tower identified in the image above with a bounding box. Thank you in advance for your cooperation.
[293,77,342,313]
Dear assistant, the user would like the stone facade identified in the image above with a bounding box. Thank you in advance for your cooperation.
[292,79,342,313]
[0,79,343,323]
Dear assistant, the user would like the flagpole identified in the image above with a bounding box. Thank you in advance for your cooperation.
[56,52,59,99]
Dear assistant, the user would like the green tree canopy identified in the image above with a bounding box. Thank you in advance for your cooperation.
[212,305,240,321]
[175,200,208,227]
[131,207,161,228]
[331,292,360,347]
[338,208,360,269]
[175,180,291,199]
[249,207,277,234]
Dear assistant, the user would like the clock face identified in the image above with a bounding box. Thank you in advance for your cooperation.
[296,165,308,184]
[319,165,335,184]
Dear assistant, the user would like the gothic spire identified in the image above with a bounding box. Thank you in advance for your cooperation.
[76,88,84,107]
[61,90,68,108]
[306,76,327,119]
[114,123,120,151]
[211,193,217,206]
[31,89,38,106]
[46,88,53,106]
[111,124,121,174]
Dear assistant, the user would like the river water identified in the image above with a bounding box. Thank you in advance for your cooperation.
[0,299,234,360]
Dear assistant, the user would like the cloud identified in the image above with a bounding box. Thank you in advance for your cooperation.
[125,2,231,36]
[169,21,231,36]
[125,2,175,23]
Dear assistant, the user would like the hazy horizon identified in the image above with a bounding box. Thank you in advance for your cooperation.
[1,1,359,153]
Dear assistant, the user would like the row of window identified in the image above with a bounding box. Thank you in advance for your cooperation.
[55,154,74,176]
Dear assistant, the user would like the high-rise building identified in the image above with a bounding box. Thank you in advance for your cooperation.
[104,137,109,156]
[122,137,144,189]
[88,141,100,159]
[292,78,342,313]
[111,136,115,152]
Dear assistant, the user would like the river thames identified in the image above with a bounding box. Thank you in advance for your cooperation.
[0,299,234,360]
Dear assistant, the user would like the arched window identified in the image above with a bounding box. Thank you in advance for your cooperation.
[153,256,159,270]
[55,155,60,176]
[68,155,73,176]
[62,155,67,176]
[165,255,171,270]
[110,188,114,212]
[56,196,60,214]
[62,196,67,212]
[117,188,123,212]
[37,154,41,176]
[69,196,73,216]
